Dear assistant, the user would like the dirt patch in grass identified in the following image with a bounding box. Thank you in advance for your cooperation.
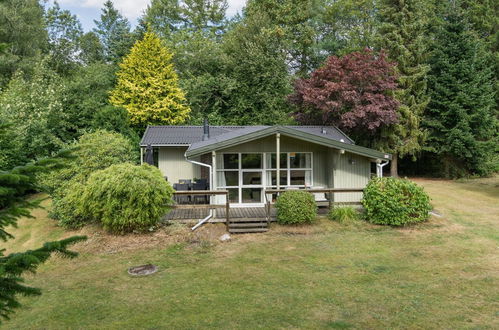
[73,222,228,255]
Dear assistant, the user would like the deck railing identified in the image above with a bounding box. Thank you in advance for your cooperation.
[263,188,364,223]
[172,190,230,227]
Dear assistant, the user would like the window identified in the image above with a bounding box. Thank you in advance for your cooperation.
[216,152,313,203]
[265,152,312,188]
[241,153,262,169]
[289,153,311,168]
[222,154,238,169]
[243,172,262,185]
[217,171,238,187]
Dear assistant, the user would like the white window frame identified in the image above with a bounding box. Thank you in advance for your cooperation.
[216,152,314,205]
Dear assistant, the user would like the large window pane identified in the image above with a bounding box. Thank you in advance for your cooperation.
[222,154,238,169]
[267,153,287,169]
[241,154,262,169]
[227,188,239,203]
[217,171,238,187]
[242,188,262,203]
[289,153,311,168]
[266,170,287,186]
[289,170,311,186]
[243,172,262,185]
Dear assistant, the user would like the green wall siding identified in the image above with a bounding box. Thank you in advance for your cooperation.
[331,151,370,202]
[220,135,330,188]
[158,147,200,184]
[158,134,372,202]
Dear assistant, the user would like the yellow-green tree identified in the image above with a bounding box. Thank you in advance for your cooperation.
[110,31,190,126]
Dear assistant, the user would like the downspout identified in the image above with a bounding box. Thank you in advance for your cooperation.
[377,160,390,178]
[185,156,213,231]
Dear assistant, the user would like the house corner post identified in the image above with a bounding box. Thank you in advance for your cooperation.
[211,151,217,205]
[276,133,281,191]
[140,147,143,165]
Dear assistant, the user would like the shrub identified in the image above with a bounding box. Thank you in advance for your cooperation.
[40,130,136,195]
[362,177,431,226]
[328,206,360,224]
[275,190,317,225]
[78,164,174,233]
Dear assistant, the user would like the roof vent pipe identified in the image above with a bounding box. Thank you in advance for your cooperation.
[202,118,210,141]
[321,127,327,134]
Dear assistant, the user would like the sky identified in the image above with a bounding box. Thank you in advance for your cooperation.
[48,0,247,31]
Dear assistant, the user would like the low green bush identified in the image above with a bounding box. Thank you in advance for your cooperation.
[362,177,431,226]
[77,164,174,233]
[43,130,137,227]
[50,181,88,229]
[328,206,360,224]
[275,190,317,225]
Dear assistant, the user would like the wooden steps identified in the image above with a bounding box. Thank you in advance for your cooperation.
[227,218,269,234]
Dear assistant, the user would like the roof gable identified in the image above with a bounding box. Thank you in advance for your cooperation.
[185,126,391,160]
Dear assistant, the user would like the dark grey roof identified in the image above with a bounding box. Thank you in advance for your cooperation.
[140,125,353,147]
[140,125,245,146]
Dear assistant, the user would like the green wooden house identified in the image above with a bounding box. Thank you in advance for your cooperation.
[140,122,391,207]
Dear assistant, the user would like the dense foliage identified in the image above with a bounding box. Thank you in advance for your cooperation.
[110,31,190,127]
[362,177,431,226]
[0,61,67,168]
[423,10,497,178]
[275,191,317,225]
[0,124,86,322]
[43,130,137,227]
[377,0,431,177]
[77,164,174,233]
[290,50,399,146]
[1,0,495,177]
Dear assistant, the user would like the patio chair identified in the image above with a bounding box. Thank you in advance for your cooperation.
[192,182,208,204]
[175,183,190,204]
[195,178,208,188]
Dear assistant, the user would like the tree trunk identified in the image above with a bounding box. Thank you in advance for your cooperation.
[390,153,399,177]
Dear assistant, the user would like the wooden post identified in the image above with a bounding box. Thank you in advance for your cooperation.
[212,151,217,218]
[140,147,143,165]
[328,189,333,210]
[225,192,230,228]
[276,133,281,190]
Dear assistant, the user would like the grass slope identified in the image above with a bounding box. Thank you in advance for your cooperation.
[3,177,499,329]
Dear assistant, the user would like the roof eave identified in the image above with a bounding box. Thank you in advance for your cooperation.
[185,126,391,160]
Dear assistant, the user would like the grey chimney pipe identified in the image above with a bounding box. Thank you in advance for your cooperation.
[202,118,210,141]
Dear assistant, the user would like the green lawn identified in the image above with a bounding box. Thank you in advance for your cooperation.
[3,177,499,329]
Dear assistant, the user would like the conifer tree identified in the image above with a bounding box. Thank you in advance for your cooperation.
[93,0,134,63]
[377,0,431,177]
[424,10,497,177]
[0,126,86,322]
[110,31,190,127]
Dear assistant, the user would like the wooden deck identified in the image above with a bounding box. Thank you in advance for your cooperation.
[164,207,276,222]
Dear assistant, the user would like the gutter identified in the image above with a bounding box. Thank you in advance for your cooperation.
[376,160,390,178]
[185,156,213,231]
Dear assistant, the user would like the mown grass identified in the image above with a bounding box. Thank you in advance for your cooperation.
[3,176,498,329]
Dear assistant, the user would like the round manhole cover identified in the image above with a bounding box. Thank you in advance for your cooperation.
[128,264,158,276]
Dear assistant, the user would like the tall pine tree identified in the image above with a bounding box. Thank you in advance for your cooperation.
[93,0,134,63]
[110,31,190,128]
[377,0,431,177]
[424,10,497,177]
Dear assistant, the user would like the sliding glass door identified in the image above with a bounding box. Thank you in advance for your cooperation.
[216,152,313,204]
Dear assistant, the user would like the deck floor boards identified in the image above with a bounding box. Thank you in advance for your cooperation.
[165,207,276,221]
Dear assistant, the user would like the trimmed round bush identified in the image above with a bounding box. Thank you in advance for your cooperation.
[275,190,317,225]
[78,163,174,233]
[362,177,431,226]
